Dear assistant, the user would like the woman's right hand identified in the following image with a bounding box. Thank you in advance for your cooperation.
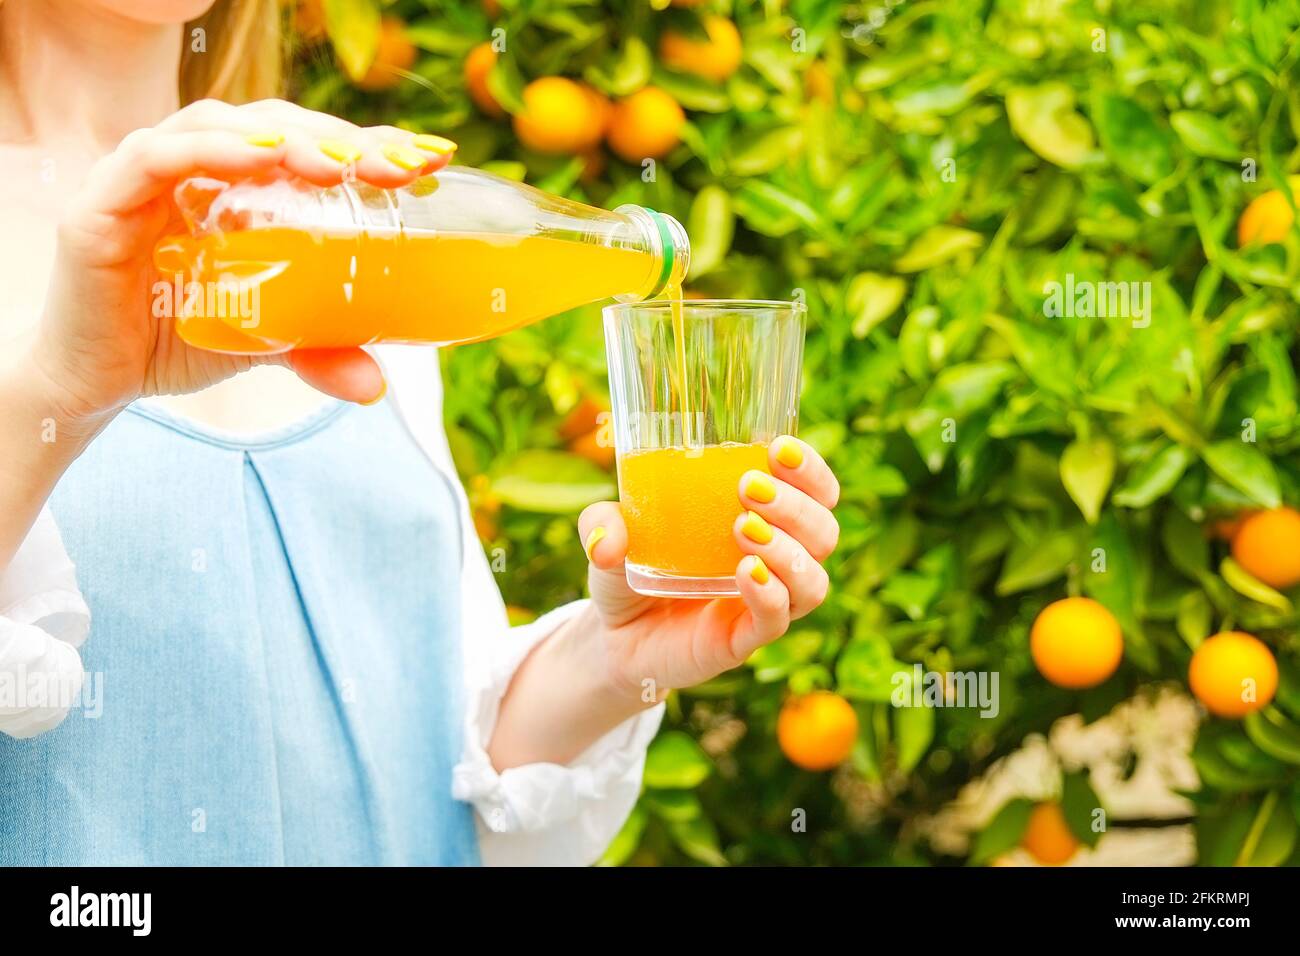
[28,98,457,428]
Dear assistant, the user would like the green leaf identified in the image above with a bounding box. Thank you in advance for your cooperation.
[596,805,647,866]
[1243,708,1300,766]
[1060,436,1115,524]
[894,701,934,773]
[1092,93,1175,184]
[1220,557,1294,611]
[491,451,615,513]
[643,789,704,822]
[996,529,1079,595]
[1170,110,1240,161]
[747,630,824,683]
[1113,444,1195,508]
[1061,772,1104,848]
[324,0,382,82]
[1235,790,1297,867]
[970,798,1034,864]
[1162,508,1210,580]
[836,635,906,703]
[666,816,728,866]
[1175,590,1212,648]
[643,731,713,789]
[893,226,984,273]
[847,272,908,338]
[726,126,804,177]
[1006,83,1096,169]
[1201,440,1281,508]
[686,185,734,279]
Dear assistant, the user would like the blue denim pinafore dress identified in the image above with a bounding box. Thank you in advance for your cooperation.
[0,396,480,865]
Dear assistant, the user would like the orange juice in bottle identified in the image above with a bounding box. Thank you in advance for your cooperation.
[153,167,689,353]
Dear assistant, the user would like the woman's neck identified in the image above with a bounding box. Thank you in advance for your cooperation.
[0,0,182,152]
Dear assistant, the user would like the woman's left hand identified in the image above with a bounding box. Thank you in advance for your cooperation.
[578,436,839,703]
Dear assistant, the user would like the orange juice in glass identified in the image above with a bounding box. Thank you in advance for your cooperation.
[603,300,806,597]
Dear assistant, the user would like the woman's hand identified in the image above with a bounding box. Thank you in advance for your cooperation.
[27,98,457,429]
[580,435,839,700]
[487,436,837,770]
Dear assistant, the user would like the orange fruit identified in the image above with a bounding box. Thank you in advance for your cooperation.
[513,77,608,154]
[354,17,417,91]
[1030,597,1123,689]
[1238,175,1300,246]
[558,395,608,442]
[777,691,858,771]
[464,42,504,118]
[606,86,685,163]
[805,60,835,105]
[569,427,615,469]
[1189,631,1278,719]
[1231,507,1300,589]
[295,0,327,41]
[659,15,743,83]
[1021,802,1079,866]
[483,0,501,17]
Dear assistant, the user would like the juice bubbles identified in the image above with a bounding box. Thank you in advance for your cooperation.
[618,442,770,578]
[154,166,688,354]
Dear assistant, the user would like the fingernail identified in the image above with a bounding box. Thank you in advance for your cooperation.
[382,143,427,170]
[775,437,803,469]
[412,134,458,155]
[744,471,777,504]
[360,379,388,406]
[741,510,774,545]
[319,139,362,164]
[245,132,283,147]
[584,525,606,561]
[749,555,770,585]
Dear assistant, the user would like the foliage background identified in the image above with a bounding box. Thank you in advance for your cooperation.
[293,0,1300,865]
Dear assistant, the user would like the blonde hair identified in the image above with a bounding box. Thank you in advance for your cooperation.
[181,0,284,105]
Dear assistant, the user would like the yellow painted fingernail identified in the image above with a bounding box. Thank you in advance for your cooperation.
[412,134,458,155]
[319,139,362,164]
[775,437,804,469]
[245,132,283,147]
[741,510,774,545]
[584,525,606,561]
[749,556,770,585]
[382,143,427,170]
[744,472,777,504]
[361,379,388,406]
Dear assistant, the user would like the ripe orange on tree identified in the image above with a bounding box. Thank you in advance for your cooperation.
[1021,802,1079,866]
[658,15,743,83]
[1230,506,1300,589]
[1189,631,1278,719]
[464,42,504,118]
[295,0,327,41]
[1030,597,1124,689]
[606,86,685,163]
[1238,175,1300,245]
[513,77,608,154]
[354,17,417,92]
[777,691,858,771]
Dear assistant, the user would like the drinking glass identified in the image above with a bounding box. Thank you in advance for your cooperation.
[603,299,806,597]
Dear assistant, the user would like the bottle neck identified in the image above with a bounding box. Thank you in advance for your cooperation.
[614,205,691,301]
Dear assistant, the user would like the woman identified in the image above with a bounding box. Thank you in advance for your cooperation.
[0,0,839,865]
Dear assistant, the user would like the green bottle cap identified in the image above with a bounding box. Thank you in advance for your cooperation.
[644,207,678,299]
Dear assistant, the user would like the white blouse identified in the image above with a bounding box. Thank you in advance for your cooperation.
[0,344,663,866]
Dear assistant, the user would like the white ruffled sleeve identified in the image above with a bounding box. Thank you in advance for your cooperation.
[380,346,663,866]
[0,507,91,739]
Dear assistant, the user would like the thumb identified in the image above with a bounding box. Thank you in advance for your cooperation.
[276,347,387,405]
[577,500,628,570]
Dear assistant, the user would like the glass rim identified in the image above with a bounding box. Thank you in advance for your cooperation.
[604,298,806,320]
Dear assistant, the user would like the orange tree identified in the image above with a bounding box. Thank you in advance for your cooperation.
[292,0,1300,865]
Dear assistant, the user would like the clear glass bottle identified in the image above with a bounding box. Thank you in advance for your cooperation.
[153,166,690,354]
